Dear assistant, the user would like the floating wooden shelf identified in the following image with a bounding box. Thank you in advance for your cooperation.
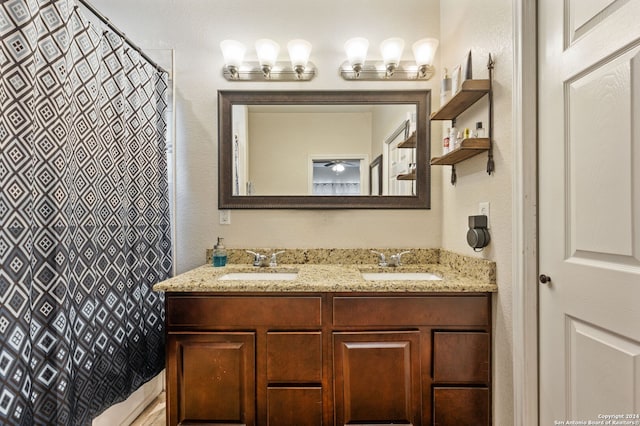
[397,171,416,181]
[431,79,491,121]
[397,131,416,148]
[430,138,491,166]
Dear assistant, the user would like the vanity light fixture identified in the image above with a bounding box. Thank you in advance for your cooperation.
[344,37,369,78]
[220,40,246,79]
[340,37,438,81]
[380,37,405,77]
[287,39,312,78]
[255,38,280,77]
[412,38,439,79]
[221,39,316,81]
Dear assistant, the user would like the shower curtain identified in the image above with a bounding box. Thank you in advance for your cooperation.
[0,1,172,424]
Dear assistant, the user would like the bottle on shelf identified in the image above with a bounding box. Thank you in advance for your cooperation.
[443,127,450,155]
[475,121,485,138]
[440,68,452,107]
[449,127,458,152]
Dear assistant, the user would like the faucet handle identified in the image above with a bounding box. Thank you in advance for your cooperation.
[246,250,265,267]
[269,251,285,267]
[389,250,411,267]
[371,250,387,267]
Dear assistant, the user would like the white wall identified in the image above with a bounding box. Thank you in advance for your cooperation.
[439,1,514,424]
[88,0,514,424]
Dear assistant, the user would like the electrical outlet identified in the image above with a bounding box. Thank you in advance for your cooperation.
[219,210,231,225]
[479,202,490,229]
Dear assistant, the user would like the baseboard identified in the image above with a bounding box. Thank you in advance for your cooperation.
[92,370,165,426]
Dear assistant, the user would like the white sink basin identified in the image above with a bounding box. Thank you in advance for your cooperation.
[361,272,442,281]
[219,272,298,281]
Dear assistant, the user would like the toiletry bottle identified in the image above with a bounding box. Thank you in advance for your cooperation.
[440,68,452,107]
[212,237,227,267]
[475,121,485,138]
[449,127,458,152]
[463,128,471,139]
[443,127,450,155]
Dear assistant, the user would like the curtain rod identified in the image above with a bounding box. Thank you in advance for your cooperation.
[75,0,169,75]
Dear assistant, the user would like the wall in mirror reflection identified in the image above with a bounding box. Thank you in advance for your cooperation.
[232,104,415,196]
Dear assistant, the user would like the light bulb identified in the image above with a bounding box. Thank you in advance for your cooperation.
[412,38,439,66]
[255,39,280,77]
[380,37,405,67]
[288,39,312,69]
[344,37,369,67]
[220,40,246,78]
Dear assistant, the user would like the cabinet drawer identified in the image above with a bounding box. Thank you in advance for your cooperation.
[267,387,323,426]
[267,332,322,383]
[167,296,322,328]
[433,332,490,383]
[333,296,489,327]
[433,387,489,425]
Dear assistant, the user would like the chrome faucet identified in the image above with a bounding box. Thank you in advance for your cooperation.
[371,251,387,267]
[388,251,411,267]
[246,250,269,267]
[246,250,285,267]
[269,251,285,267]
[372,250,411,267]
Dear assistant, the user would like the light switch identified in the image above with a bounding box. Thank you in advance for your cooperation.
[219,210,231,225]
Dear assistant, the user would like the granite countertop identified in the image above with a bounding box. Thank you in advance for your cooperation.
[153,251,498,293]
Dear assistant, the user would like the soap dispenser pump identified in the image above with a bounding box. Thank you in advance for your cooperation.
[213,237,227,267]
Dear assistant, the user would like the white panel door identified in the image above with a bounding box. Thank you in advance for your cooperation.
[539,0,640,423]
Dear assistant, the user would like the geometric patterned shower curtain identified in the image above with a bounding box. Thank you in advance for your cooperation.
[0,2,172,424]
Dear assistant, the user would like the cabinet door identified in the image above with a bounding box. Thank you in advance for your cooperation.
[333,331,421,425]
[167,333,255,425]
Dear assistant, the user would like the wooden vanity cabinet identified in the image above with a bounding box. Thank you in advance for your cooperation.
[167,332,256,425]
[165,292,491,426]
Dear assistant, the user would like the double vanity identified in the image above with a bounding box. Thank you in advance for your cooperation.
[154,249,497,425]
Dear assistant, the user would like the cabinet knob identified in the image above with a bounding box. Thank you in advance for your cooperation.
[539,274,551,284]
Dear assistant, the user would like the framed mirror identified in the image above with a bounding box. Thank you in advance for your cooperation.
[218,90,431,209]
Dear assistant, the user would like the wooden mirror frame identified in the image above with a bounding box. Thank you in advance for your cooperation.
[218,90,431,209]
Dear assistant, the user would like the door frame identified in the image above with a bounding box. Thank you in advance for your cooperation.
[512,0,539,424]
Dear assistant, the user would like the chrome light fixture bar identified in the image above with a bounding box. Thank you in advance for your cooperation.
[340,61,435,81]
[341,37,438,81]
[221,39,316,81]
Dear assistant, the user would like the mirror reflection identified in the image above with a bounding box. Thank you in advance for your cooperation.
[218,90,431,209]
[233,104,416,197]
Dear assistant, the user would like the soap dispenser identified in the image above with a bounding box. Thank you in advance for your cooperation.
[212,237,227,267]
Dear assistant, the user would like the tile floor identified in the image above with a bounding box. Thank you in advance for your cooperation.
[130,392,166,426]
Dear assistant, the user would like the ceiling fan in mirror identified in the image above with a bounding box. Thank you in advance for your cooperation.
[323,160,356,173]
